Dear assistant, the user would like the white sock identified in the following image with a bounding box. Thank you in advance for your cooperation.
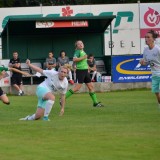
[92,71,97,80]
[68,70,73,80]
[28,114,36,120]
[19,90,22,93]
[44,100,54,117]
[74,71,76,82]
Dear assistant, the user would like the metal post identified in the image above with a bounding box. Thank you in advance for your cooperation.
[110,22,113,56]
[110,22,113,79]
[7,24,9,58]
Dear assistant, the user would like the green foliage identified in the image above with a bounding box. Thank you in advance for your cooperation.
[0,90,160,160]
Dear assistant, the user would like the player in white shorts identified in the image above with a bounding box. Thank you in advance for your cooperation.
[19,59,69,121]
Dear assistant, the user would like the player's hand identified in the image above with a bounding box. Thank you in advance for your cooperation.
[26,59,30,65]
[139,59,147,65]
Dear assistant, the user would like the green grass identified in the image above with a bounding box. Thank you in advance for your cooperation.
[0,89,160,160]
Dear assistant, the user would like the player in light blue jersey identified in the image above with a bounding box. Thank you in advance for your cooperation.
[140,30,160,107]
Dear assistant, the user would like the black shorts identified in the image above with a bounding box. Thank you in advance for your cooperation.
[76,69,91,84]
[11,76,23,85]
[0,87,5,96]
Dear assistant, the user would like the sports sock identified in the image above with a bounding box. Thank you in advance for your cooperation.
[66,89,74,99]
[92,71,97,80]
[68,71,73,80]
[44,100,54,117]
[28,114,36,120]
[89,92,98,104]
[19,90,22,94]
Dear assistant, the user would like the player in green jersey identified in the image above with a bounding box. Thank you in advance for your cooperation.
[65,40,104,107]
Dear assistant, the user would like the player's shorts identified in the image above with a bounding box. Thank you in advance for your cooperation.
[152,76,160,93]
[36,86,51,108]
[0,87,5,96]
[76,69,91,84]
[11,76,23,85]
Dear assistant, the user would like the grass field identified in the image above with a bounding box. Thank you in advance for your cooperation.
[0,89,160,160]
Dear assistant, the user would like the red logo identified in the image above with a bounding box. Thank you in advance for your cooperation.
[144,7,160,27]
[62,6,73,17]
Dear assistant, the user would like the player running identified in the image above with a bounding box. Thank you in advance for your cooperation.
[65,40,104,107]
[140,30,160,108]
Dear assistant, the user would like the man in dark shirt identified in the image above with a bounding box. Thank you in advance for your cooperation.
[87,54,97,82]
[9,51,24,96]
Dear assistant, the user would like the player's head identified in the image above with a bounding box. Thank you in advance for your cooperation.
[75,40,84,50]
[58,65,69,80]
[145,30,159,46]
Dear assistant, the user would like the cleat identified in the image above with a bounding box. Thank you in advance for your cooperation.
[43,116,50,121]
[19,115,30,120]
[93,102,104,107]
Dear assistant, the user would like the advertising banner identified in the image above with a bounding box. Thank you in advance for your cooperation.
[112,55,151,83]
[140,3,160,53]
[36,20,88,28]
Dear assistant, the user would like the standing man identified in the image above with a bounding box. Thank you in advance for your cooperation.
[9,51,24,96]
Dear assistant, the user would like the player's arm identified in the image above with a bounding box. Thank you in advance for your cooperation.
[9,62,20,68]
[139,58,148,66]
[59,93,66,116]
[73,54,87,62]
[91,64,97,71]
[9,67,30,76]
[0,66,30,76]
[26,59,43,74]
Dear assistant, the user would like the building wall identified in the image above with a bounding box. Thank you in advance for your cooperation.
[0,3,159,59]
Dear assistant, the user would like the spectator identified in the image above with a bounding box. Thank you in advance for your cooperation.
[9,52,24,96]
[87,54,97,82]
[57,50,74,85]
[46,52,56,70]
